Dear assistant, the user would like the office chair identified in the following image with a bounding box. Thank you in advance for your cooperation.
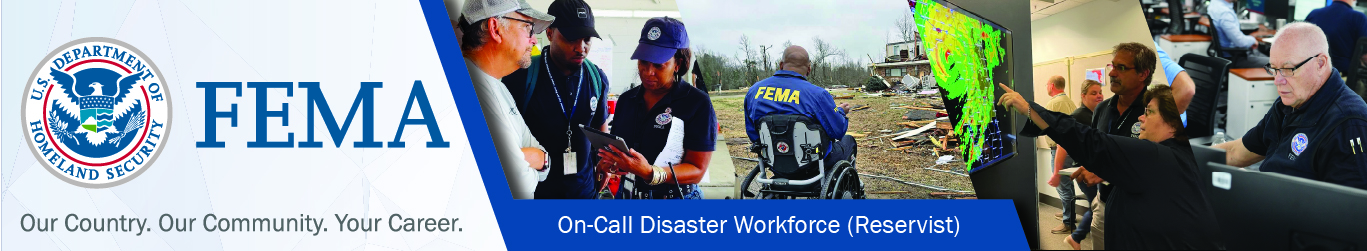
[1347,37,1367,98]
[1166,0,1187,34]
[1205,14,1255,67]
[1180,54,1233,138]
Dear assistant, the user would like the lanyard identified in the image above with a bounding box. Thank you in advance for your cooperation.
[547,59,584,121]
[547,59,584,153]
[1113,100,1137,132]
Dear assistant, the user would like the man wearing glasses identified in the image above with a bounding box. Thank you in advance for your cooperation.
[1215,23,1367,190]
[454,0,557,199]
[1068,42,1158,248]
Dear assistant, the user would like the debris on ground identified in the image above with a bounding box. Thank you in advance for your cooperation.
[717,90,974,199]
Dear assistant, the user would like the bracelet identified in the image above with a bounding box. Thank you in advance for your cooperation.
[649,166,666,185]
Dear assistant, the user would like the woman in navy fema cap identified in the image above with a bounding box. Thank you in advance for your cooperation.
[596,17,717,199]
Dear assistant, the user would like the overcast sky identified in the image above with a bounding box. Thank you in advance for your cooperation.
[677,0,911,66]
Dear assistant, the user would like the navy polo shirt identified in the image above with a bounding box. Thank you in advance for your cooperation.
[1242,69,1367,190]
[502,55,610,199]
[1306,1,1367,72]
[610,80,717,191]
[1090,87,1148,202]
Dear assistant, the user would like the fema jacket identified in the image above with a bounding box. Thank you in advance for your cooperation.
[744,70,848,145]
[1242,69,1367,190]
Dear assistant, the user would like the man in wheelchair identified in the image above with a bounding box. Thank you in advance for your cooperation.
[742,45,861,199]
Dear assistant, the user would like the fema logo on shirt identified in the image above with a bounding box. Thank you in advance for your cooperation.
[1292,133,1309,156]
[20,38,172,188]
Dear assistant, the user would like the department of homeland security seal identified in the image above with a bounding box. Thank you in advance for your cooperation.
[21,38,172,188]
[1130,122,1143,137]
[1292,133,1309,156]
[647,27,662,41]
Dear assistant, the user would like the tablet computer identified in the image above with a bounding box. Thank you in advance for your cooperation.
[580,124,629,153]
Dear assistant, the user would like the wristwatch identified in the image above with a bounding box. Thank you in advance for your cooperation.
[540,151,552,171]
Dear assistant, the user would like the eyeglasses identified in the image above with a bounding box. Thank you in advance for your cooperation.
[1264,55,1318,77]
[500,16,535,38]
[1107,63,1134,72]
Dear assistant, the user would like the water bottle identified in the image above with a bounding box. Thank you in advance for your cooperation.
[1212,131,1228,145]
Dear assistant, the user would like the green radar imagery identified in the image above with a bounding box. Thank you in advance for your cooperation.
[911,0,1014,172]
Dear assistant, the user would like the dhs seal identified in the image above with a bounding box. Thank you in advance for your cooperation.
[1291,133,1309,156]
[21,38,172,188]
[1130,121,1143,137]
[647,27,662,41]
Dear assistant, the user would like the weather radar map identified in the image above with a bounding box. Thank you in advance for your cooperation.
[910,0,1016,173]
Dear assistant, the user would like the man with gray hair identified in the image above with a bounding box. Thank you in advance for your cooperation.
[454,0,557,199]
[744,46,856,181]
[1216,22,1367,190]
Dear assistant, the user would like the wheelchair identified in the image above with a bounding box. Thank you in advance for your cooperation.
[739,114,865,199]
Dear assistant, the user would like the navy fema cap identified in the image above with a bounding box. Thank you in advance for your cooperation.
[631,17,689,64]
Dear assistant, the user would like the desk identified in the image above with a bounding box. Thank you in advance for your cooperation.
[1200,17,1276,46]
[1227,68,1279,139]
[1159,34,1211,59]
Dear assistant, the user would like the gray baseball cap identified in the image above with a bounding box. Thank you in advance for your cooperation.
[462,0,555,34]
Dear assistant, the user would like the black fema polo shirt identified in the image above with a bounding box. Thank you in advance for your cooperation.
[610,81,717,190]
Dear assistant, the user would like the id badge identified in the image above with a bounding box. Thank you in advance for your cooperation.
[563,151,578,175]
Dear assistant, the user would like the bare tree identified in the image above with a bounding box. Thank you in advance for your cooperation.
[811,36,845,86]
[895,10,917,43]
[758,44,773,75]
[738,35,758,83]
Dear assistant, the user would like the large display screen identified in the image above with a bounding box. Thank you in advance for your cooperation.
[911,0,1016,173]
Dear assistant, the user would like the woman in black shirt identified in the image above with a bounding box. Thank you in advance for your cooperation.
[999,84,1222,249]
[596,17,716,199]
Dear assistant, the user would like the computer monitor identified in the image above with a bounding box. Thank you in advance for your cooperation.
[1190,143,1226,193]
[910,0,1017,174]
[1204,163,1367,250]
[1246,0,1265,13]
[1260,0,1294,21]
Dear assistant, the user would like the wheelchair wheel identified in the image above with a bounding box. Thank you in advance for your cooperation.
[740,165,763,199]
[830,162,865,199]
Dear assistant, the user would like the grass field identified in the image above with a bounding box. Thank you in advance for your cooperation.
[713,89,974,199]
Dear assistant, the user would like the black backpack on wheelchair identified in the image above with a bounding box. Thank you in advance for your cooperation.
[740,114,864,199]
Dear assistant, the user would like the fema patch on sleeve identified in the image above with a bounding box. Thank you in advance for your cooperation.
[21,37,172,188]
[1292,133,1309,156]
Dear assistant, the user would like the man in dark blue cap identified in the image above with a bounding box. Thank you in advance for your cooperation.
[743,45,855,180]
[502,0,610,199]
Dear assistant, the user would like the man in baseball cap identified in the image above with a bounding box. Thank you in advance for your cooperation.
[454,0,555,199]
[501,0,612,199]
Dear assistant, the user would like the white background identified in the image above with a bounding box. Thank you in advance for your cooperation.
[1,0,505,250]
